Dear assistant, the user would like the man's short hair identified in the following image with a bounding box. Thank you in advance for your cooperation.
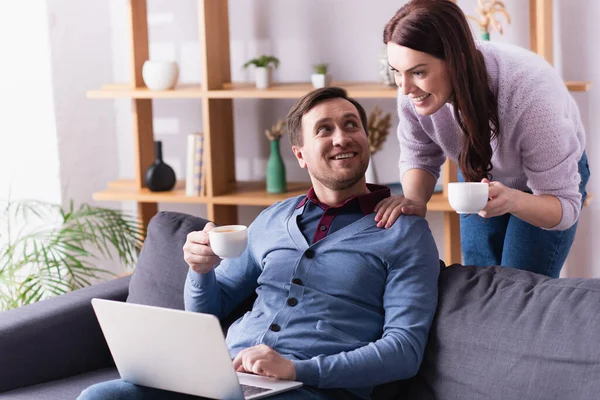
[286,87,369,147]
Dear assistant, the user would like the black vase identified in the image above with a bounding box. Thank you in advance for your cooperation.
[144,141,176,191]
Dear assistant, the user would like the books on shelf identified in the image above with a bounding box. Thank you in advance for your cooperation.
[186,132,205,196]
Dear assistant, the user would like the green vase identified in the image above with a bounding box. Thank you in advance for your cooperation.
[266,139,287,193]
[481,32,490,41]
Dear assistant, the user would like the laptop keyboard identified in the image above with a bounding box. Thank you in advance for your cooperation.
[241,384,271,397]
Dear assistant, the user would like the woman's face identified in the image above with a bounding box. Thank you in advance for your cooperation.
[387,43,453,116]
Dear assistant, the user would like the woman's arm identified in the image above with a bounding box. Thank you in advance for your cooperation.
[513,192,562,229]
[401,168,438,204]
[480,179,562,229]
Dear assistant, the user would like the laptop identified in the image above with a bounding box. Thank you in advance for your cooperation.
[91,298,302,400]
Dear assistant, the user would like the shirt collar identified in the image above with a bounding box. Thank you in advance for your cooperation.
[296,184,391,215]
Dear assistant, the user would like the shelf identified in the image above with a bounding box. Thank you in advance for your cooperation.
[207,82,398,99]
[212,181,313,206]
[92,178,590,213]
[87,83,204,99]
[86,80,590,100]
[93,179,454,210]
[92,179,312,206]
[566,81,593,92]
[93,180,208,204]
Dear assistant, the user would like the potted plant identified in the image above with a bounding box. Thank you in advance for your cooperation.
[0,199,144,311]
[311,63,332,89]
[243,55,280,89]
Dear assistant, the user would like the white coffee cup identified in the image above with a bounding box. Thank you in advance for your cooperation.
[448,182,489,214]
[208,225,248,259]
[142,60,179,90]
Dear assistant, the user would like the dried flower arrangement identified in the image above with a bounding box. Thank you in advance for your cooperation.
[468,0,511,38]
[265,119,286,141]
[367,106,392,155]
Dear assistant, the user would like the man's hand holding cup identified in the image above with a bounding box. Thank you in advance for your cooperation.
[183,223,248,274]
[183,222,221,274]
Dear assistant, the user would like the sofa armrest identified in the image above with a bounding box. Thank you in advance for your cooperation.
[0,275,131,393]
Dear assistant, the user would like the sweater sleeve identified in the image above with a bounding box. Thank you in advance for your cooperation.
[397,94,446,181]
[293,217,440,388]
[513,73,584,230]
[184,224,262,318]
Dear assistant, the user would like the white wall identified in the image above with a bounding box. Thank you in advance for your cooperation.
[0,2,61,204]
[3,0,596,276]
[47,0,118,207]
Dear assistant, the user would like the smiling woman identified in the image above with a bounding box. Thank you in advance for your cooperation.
[374,0,590,278]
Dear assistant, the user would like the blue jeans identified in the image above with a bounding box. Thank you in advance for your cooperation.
[457,152,590,278]
[77,379,362,400]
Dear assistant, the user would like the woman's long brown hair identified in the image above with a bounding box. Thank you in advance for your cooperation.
[383,0,499,182]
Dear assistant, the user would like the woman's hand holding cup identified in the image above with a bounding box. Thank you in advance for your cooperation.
[183,222,221,274]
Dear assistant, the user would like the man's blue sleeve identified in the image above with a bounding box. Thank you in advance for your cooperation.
[183,225,262,319]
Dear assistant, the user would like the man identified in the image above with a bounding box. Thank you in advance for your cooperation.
[79,87,439,400]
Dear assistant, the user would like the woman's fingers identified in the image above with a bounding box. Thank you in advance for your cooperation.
[377,200,403,227]
[383,206,404,228]
[374,197,394,220]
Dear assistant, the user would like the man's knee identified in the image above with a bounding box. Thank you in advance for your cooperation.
[77,379,130,400]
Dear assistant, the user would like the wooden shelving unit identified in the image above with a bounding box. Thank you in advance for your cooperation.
[88,83,204,99]
[88,80,591,100]
[88,0,590,266]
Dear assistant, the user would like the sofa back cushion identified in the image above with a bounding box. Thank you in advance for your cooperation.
[409,265,600,400]
[126,211,208,310]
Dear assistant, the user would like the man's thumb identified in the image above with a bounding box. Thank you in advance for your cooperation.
[203,222,217,232]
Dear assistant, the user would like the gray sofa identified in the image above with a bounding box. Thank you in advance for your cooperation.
[2,211,600,400]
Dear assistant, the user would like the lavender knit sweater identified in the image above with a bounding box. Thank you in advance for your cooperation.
[397,41,586,230]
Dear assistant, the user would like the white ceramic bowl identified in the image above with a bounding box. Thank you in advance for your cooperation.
[142,60,179,91]
[448,182,489,214]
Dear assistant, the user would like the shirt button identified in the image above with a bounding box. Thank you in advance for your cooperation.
[319,225,327,231]
[305,249,315,259]
[292,278,303,286]
[270,324,281,332]
[287,298,298,307]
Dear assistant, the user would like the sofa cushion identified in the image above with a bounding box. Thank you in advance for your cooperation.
[409,264,600,400]
[0,368,119,400]
[127,211,208,310]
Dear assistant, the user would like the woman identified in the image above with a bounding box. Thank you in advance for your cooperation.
[374,0,590,277]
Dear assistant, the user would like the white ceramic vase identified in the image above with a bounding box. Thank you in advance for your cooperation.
[255,67,271,89]
[366,156,378,184]
[311,73,332,89]
[142,60,179,91]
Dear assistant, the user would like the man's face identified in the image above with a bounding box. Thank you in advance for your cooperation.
[292,98,369,191]
[387,42,452,116]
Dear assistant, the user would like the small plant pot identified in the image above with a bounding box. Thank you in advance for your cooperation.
[142,60,179,90]
[311,73,332,89]
[255,67,271,89]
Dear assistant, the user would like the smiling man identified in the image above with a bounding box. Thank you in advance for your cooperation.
[78,87,440,400]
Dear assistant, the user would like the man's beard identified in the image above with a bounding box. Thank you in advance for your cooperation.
[307,161,368,191]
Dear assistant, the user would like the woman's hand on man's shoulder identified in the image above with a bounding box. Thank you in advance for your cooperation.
[374,195,427,228]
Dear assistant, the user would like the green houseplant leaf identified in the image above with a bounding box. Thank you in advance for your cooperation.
[243,55,280,69]
[313,63,328,75]
[0,200,144,311]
